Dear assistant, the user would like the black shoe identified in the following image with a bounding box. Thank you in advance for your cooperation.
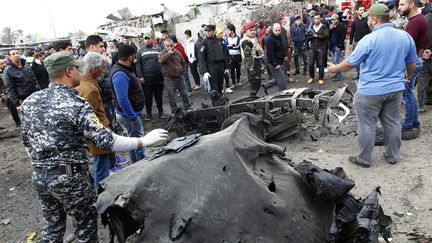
[144,114,152,121]
[383,153,397,165]
[159,113,167,119]
[352,76,359,80]
[348,156,370,168]
[294,70,300,75]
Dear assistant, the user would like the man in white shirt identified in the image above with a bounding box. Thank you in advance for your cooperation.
[225,24,242,90]
[184,30,201,90]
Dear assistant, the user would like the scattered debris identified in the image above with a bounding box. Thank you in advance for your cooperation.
[407,227,432,243]
[9,187,15,191]
[1,218,11,225]
[26,231,37,243]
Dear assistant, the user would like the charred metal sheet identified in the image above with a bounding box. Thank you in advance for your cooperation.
[166,85,352,139]
[96,115,392,243]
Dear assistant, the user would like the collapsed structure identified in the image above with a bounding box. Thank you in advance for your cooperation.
[96,87,392,243]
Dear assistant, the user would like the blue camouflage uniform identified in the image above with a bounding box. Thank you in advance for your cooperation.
[20,82,115,242]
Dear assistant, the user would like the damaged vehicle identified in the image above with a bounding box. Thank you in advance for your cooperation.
[166,85,352,140]
[96,109,392,242]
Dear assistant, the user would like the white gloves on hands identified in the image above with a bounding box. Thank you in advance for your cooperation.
[140,128,169,146]
[203,72,211,82]
[224,69,229,74]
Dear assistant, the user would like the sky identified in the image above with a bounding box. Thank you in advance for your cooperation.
[0,0,175,40]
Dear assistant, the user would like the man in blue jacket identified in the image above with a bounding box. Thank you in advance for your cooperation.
[110,44,147,163]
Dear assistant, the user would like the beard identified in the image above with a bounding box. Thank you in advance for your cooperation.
[400,8,411,17]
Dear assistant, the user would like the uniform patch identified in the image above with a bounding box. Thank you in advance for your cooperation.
[90,113,103,128]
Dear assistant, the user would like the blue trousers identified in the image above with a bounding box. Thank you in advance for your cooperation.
[402,57,423,128]
[116,114,147,163]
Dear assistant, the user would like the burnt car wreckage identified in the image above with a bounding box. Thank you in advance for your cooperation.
[96,85,393,243]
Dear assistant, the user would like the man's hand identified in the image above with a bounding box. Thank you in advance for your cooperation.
[139,77,145,84]
[224,69,229,74]
[16,105,21,112]
[0,94,7,102]
[348,45,353,51]
[275,65,281,70]
[203,72,211,82]
[140,128,169,146]
[422,49,431,60]
[327,63,337,73]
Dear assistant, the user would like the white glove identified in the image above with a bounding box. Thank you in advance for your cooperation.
[203,72,211,82]
[224,69,229,74]
[140,128,169,146]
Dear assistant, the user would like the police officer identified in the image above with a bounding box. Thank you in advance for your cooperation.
[199,24,228,95]
[20,51,168,242]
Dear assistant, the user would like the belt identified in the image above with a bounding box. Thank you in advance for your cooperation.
[33,164,85,175]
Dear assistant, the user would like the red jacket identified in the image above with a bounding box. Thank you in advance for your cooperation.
[175,42,189,64]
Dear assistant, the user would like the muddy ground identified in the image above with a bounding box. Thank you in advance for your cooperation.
[0,68,431,242]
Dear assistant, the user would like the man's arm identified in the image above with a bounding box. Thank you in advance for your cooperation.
[265,39,277,66]
[199,40,209,73]
[158,50,172,64]
[327,59,353,73]
[349,20,356,45]
[405,61,416,81]
[112,71,136,120]
[3,67,19,105]
[135,49,144,78]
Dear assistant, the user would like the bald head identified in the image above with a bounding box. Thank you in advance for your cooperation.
[272,23,281,37]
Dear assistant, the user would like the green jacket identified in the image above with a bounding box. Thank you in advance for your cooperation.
[310,24,329,49]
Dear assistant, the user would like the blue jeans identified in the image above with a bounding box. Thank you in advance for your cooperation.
[266,65,287,91]
[332,47,342,78]
[183,64,192,92]
[92,154,110,190]
[402,57,423,128]
[115,114,147,163]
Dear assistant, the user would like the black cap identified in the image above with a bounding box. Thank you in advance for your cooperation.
[205,24,216,31]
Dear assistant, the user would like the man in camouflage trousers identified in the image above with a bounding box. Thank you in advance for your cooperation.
[20,51,168,242]
[240,21,265,96]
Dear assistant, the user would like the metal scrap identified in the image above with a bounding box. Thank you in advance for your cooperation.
[166,85,352,140]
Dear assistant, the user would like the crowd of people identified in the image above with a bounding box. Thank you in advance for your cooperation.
[0,0,432,241]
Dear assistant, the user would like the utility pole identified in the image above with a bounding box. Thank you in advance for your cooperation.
[46,0,57,38]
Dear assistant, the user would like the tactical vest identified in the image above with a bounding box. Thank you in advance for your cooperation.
[110,63,145,113]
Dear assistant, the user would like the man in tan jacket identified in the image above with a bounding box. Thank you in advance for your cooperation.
[75,52,112,190]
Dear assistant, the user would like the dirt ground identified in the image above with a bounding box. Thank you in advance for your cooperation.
[0,68,431,242]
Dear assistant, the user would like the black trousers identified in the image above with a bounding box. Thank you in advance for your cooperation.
[309,48,326,79]
[190,61,200,86]
[229,54,242,85]
[208,62,225,94]
[142,82,164,115]
[2,98,20,126]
